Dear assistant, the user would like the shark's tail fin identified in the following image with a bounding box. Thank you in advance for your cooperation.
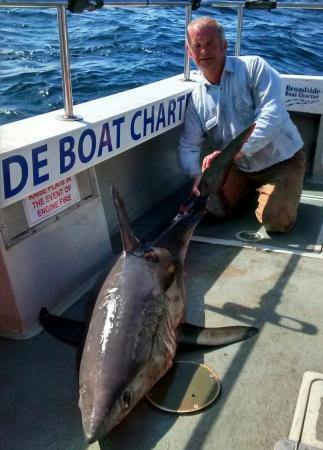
[195,123,255,217]
[199,123,256,196]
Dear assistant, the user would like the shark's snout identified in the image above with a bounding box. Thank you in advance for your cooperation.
[82,408,111,444]
[84,428,98,445]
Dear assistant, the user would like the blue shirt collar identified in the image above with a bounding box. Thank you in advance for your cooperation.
[200,56,234,87]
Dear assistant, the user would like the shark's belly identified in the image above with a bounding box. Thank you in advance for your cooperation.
[146,273,185,388]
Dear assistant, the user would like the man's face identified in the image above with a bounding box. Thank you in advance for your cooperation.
[187,25,227,73]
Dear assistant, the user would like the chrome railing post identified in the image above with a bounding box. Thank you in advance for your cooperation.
[56,5,82,121]
[235,4,244,56]
[183,4,192,80]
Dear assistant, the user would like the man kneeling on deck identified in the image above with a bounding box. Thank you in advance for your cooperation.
[178,16,305,233]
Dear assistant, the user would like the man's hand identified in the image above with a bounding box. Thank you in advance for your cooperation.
[202,150,221,172]
[234,151,244,161]
[202,149,244,174]
[190,174,202,197]
[191,149,244,198]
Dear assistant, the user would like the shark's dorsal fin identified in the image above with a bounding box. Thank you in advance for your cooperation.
[112,186,141,252]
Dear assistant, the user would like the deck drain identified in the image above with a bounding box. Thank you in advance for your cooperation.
[236,230,263,242]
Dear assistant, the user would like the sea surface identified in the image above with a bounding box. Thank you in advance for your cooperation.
[1,1,323,125]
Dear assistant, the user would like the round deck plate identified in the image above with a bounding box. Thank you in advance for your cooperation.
[146,361,220,413]
[236,230,263,242]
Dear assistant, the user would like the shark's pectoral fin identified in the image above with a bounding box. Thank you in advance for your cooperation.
[177,322,258,348]
[39,307,86,346]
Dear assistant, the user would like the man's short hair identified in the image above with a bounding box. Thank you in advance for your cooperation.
[187,17,226,44]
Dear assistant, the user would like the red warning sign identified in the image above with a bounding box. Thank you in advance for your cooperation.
[23,177,80,226]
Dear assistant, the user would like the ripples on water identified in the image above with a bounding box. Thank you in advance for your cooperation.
[1,2,322,125]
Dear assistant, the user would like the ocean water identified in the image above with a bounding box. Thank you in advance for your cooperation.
[1,1,322,125]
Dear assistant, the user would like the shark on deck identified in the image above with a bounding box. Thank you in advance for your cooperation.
[40,124,257,443]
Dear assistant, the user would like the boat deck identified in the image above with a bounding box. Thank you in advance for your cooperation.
[1,184,323,450]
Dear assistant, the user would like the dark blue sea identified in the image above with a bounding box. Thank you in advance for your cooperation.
[1,1,323,125]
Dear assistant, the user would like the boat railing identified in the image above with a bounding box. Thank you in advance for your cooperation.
[200,1,323,58]
[0,0,196,120]
[0,1,322,121]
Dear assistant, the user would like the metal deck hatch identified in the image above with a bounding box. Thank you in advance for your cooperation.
[146,361,221,413]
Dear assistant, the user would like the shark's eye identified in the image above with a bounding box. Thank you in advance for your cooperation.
[123,391,131,409]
